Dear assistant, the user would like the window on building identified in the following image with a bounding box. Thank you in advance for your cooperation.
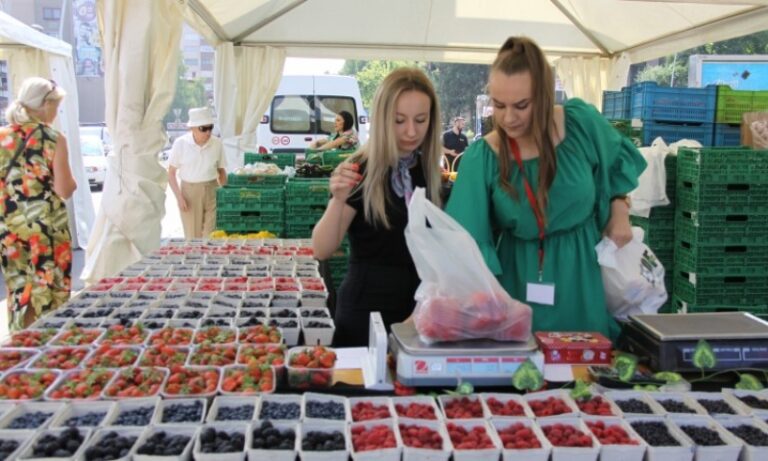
[201,53,214,71]
[184,58,199,67]
[43,7,61,20]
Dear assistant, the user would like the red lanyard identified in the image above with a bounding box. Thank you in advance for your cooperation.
[508,137,546,281]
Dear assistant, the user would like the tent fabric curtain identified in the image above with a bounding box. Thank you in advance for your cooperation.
[81,0,183,284]
[214,43,285,169]
[2,33,94,250]
[554,54,631,109]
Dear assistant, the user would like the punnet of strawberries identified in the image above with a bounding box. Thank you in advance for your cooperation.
[287,345,335,389]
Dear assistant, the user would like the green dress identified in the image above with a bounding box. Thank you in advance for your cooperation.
[446,98,646,339]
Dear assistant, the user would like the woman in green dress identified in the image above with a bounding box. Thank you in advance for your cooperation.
[446,37,646,339]
[309,110,359,151]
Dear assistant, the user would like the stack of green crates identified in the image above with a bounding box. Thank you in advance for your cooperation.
[284,178,330,238]
[304,149,356,168]
[672,146,768,315]
[216,174,287,235]
[630,155,677,312]
[244,152,296,169]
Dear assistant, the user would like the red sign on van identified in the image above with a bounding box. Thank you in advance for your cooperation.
[271,136,280,145]
[280,136,290,145]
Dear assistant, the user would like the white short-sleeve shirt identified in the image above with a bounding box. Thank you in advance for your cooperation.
[168,132,227,183]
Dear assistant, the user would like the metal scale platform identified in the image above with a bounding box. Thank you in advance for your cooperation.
[389,322,544,386]
[619,312,768,372]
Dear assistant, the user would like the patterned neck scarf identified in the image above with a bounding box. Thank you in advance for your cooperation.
[391,150,420,204]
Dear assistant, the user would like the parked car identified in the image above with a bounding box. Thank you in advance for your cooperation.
[80,135,107,189]
[79,123,112,154]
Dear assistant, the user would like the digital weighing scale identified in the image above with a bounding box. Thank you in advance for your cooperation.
[619,312,768,372]
[389,322,544,386]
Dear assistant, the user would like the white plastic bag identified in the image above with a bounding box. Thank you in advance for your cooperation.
[404,188,532,343]
[595,227,667,320]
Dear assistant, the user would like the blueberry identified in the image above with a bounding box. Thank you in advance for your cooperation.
[305,401,345,420]
[631,421,680,446]
[697,399,736,415]
[680,425,724,446]
[259,401,300,420]
[657,399,695,413]
[8,411,53,429]
[616,398,654,414]
[113,406,154,426]
[65,411,107,427]
[162,401,203,423]
[215,405,254,421]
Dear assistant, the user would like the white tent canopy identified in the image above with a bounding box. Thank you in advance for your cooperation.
[84,0,768,283]
[183,0,768,65]
[0,10,94,249]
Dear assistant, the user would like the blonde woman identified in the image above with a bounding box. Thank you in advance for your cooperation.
[312,67,443,346]
[0,77,77,330]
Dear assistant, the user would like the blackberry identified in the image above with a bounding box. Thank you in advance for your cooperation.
[680,425,724,446]
[630,421,680,446]
[696,399,736,415]
[252,421,295,450]
[0,440,20,461]
[657,399,695,414]
[198,428,245,453]
[616,398,654,414]
[301,430,345,451]
[272,310,297,318]
[305,321,331,328]
[31,428,83,458]
[84,432,138,461]
[136,431,191,456]
[726,424,768,446]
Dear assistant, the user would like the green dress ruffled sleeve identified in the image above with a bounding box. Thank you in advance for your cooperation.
[444,142,502,275]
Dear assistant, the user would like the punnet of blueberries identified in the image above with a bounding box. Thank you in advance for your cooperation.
[9,411,53,429]
[113,406,154,426]
[696,399,736,415]
[630,421,681,446]
[616,398,654,414]
[305,401,345,420]
[65,411,107,427]
[726,424,768,446]
[679,425,724,446]
[162,401,203,423]
[260,401,300,420]
[216,404,255,421]
[657,399,696,414]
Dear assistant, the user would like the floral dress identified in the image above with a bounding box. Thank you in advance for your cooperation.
[0,122,72,330]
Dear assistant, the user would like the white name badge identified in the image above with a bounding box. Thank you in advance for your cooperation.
[526,282,555,305]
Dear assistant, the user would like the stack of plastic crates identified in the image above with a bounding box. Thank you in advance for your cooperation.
[216,174,286,235]
[630,154,677,312]
[672,146,768,315]
[631,82,716,146]
[284,178,330,238]
[713,86,768,147]
[244,152,296,169]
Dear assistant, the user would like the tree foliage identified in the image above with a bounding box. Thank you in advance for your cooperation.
[163,57,207,125]
[340,60,488,133]
[634,31,768,87]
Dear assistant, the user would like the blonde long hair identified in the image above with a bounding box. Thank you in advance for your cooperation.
[348,67,443,229]
[5,77,65,125]
[492,37,556,219]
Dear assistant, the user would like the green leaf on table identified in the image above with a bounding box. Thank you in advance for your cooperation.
[693,339,717,370]
[613,352,638,382]
[633,384,658,392]
[653,371,683,383]
[511,358,544,392]
[570,379,592,401]
[735,373,764,391]
[456,381,474,396]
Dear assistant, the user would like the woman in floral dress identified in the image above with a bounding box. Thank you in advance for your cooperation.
[0,77,77,330]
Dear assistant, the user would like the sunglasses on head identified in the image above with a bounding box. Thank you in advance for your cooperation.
[43,79,57,101]
[198,125,214,133]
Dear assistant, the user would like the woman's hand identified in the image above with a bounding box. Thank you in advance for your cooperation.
[605,198,633,247]
[329,162,362,202]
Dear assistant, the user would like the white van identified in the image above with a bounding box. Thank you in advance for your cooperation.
[256,75,369,154]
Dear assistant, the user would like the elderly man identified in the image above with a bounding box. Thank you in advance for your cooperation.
[167,107,227,239]
[442,115,469,171]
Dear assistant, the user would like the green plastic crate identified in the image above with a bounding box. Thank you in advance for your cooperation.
[216,188,285,212]
[226,173,288,188]
[677,147,768,184]
[286,215,322,226]
[715,86,768,124]
[672,295,768,315]
[244,152,296,169]
[285,222,316,238]
[674,239,768,276]
[675,209,768,244]
[673,273,768,306]
[677,180,768,213]
[304,149,356,168]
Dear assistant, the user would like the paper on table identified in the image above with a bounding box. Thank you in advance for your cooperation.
[544,364,574,382]
[334,347,368,370]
